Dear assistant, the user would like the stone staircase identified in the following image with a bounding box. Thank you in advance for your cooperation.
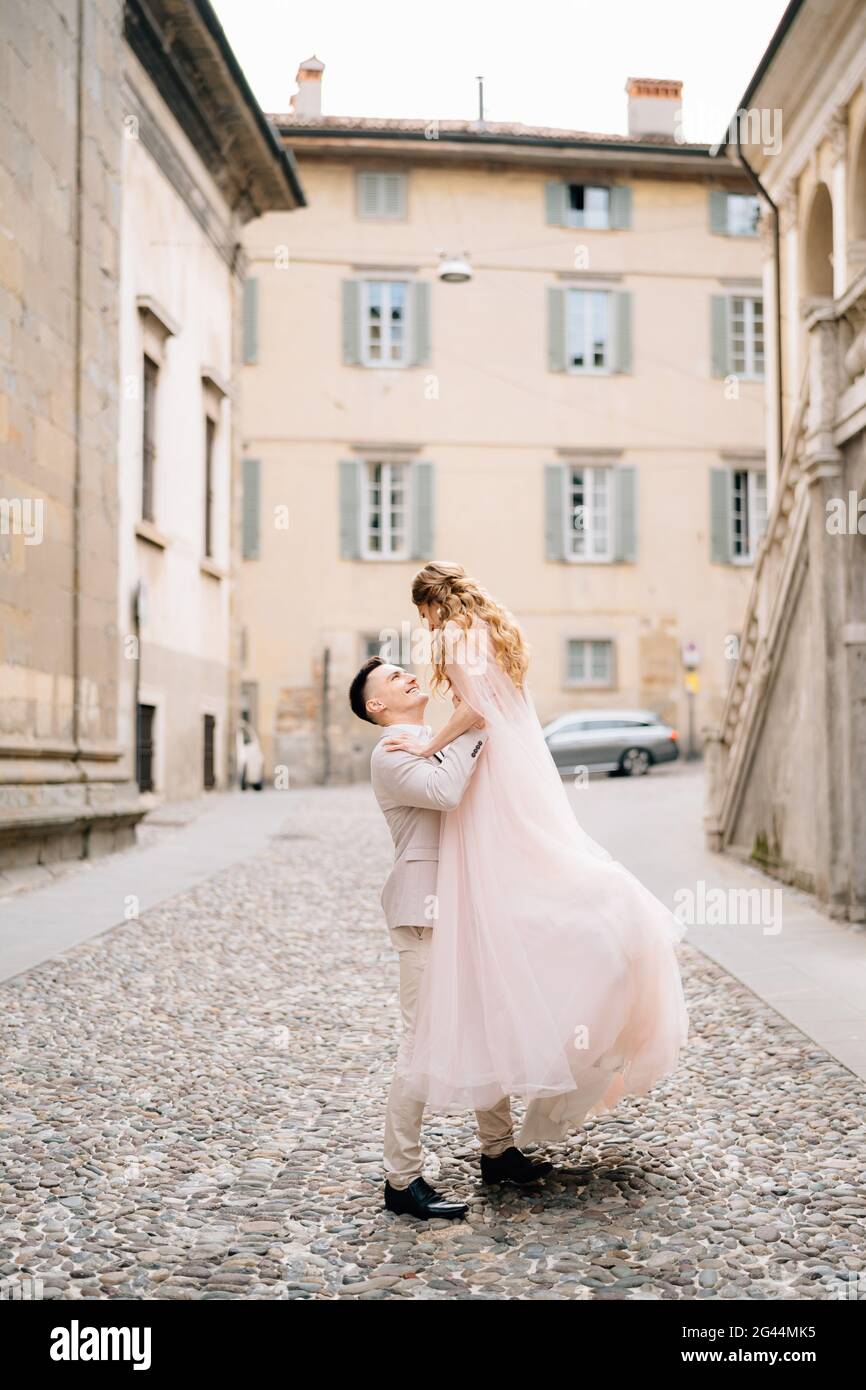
[704,281,866,923]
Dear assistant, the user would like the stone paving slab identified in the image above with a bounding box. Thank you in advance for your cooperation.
[0,790,292,984]
[1,785,864,1301]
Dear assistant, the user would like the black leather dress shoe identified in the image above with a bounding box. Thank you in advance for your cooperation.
[384,1176,469,1220]
[480,1146,554,1186]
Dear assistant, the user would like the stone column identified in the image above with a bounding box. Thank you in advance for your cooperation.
[802,305,848,915]
[702,728,727,852]
[828,108,848,299]
[758,206,781,498]
[779,183,801,431]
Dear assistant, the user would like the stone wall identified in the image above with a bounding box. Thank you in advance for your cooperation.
[0,0,142,869]
[728,561,818,892]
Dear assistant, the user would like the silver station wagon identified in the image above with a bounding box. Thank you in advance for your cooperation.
[542,708,680,777]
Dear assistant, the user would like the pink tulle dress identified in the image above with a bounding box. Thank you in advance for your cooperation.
[399,617,690,1146]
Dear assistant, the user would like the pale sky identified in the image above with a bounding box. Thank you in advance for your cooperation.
[211,0,790,145]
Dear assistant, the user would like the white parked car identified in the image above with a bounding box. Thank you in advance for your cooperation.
[237,720,265,791]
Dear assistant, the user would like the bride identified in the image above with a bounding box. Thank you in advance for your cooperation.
[382,561,690,1146]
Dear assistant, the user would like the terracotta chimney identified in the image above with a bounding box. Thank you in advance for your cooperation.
[291,55,325,117]
[625,77,682,140]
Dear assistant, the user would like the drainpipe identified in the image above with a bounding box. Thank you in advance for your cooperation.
[734,127,785,469]
[133,588,141,790]
[71,0,85,753]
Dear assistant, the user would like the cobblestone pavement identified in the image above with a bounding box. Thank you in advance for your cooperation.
[1,785,864,1301]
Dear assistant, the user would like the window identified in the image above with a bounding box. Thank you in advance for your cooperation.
[729,295,764,378]
[564,466,613,560]
[711,465,768,564]
[566,289,611,372]
[361,460,409,559]
[361,280,409,366]
[731,469,768,562]
[566,184,611,229]
[363,632,402,662]
[566,639,614,688]
[204,415,216,558]
[545,461,635,563]
[726,193,760,236]
[547,182,631,230]
[343,280,429,368]
[710,190,760,237]
[142,355,158,522]
[340,457,433,561]
[357,171,407,219]
[136,703,156,792]
[203,714,216,790]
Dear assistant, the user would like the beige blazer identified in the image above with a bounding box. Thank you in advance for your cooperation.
[370,726,488,929]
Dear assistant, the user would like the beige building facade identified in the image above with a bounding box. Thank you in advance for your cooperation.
[0,0,303,872]
[241,68,767,784]
[0,0,135,870]
[117,0,304,806]
[705,0,866,922]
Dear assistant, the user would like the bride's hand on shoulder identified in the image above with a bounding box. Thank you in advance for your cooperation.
[381,733,431,757]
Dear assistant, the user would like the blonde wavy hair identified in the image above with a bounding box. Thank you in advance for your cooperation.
[411,561,530,695]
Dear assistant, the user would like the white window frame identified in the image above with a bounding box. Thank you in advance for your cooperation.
[726,193,760,236]
[728,293,764,379]
[357,171,407,220]
[360,459,410,561]
[563,464,613,561]
[360,279,411,369]
[362,631,403,663]
[565,183,611,230]
[565,287,612,374]
[564,638,615,688]
[730,467,768,564]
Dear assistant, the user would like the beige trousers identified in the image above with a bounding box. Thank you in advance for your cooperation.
[383,923,515,1188]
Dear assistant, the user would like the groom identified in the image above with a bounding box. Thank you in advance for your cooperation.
[349,655,552,1220]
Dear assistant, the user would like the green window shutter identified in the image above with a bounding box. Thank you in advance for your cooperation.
[612,291,633,372]
[544,463,565,560]
[339,459,362,559]
[357,172,379,216]
[383,173,406,218]
[241,457,261,559]
[342,280,361,364]
[613,466,637,561]
[410,460,434,558]
[547,287,566,371]
[545,181,567,226]
[709,189,729,234]
[242,278,258,364]
[609,185,632,229]
[710,467,732,564]
[711,295,729,376]
[358,171,406,218]
[411,281,431,365]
